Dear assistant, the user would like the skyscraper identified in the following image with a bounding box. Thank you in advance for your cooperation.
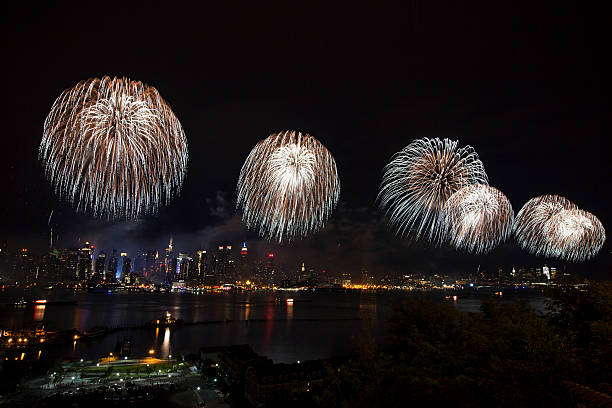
[95,252,106,280]
[215,244,234,283]
[167,256,178,283]
[108,249,118,282]
[265,253,275,286]
[77,242,93,281]
[164,237,174,282]
[119,252,132,282]
[237,242,249,282]
[195,250,207,283]
[176,253,192,282]
[142,250,156,280]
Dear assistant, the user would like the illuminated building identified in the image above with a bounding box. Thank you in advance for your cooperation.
[215,244,234,283]
[176,253,192,281]
[13,248,37,283]
[95,252,106,280]
[136,250,157,280]
[543,265,550,280]
[108,249,118,281]
[195,250,207,283]
[118,252,131,282]
[77,242,93,280]
[164,236,174,282]
[264,253,275,286]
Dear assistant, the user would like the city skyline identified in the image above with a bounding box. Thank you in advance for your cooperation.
[2,2,609,277]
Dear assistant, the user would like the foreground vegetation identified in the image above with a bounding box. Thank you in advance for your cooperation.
[317,282,612,407]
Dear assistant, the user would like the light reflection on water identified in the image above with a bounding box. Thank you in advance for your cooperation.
[0,291,549,363]
[161,327,170,359]
[33,304,45,322]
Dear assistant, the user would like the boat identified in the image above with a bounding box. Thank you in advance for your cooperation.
[271,297,312,303]
[145,311,183,328]
[31,299,77,306]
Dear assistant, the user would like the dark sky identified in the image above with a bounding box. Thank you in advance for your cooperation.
[1,2,609,278]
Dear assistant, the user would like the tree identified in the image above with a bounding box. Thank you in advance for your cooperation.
[317,283,612,407]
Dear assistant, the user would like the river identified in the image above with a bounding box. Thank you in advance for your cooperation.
[0,290,548,363]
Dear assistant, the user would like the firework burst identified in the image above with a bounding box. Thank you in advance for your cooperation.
[514,195,606,261]
[543,209,606,261]
[378,138,488,241]
[40,77,188,219]
[236,131,340,243]
[441,184,514,254]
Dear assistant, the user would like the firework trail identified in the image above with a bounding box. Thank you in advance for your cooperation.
[441,184,514,254]
[236,131,340,243]
[48,210,54,250]
[514,195,605,261]
[40,77,188,219]
[378,137,488,242]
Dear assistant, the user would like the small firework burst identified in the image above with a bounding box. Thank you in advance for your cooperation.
[514,195,605,261]
[442,184,514,254]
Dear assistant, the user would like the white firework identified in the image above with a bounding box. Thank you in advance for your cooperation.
[236,131,340,243]
[514,195,606,261]
[40,77,188,219]
[378,137,488,242]
[441,184,514,254]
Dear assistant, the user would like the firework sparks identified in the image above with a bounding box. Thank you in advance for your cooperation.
[441,184,514,254]
[378,137,488,241]
[514,195,605,261]
[40,77,188,219]
[236,131,340,243]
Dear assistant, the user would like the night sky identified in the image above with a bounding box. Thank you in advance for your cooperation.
[2,2,609,278]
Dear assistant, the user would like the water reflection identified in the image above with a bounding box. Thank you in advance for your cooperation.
[161,327,170,358]
[33,304,46,322]
[263,297,275,350]
[286,302,293,321]
[72,308,88,331]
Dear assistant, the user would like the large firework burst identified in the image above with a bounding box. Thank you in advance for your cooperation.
[378,138,488,241]
[236,131,340,243]
[40,77,188,219]
[441,184,514,254]
[514,195,605,261]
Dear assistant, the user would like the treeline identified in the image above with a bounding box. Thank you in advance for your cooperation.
[315,282,612,408]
